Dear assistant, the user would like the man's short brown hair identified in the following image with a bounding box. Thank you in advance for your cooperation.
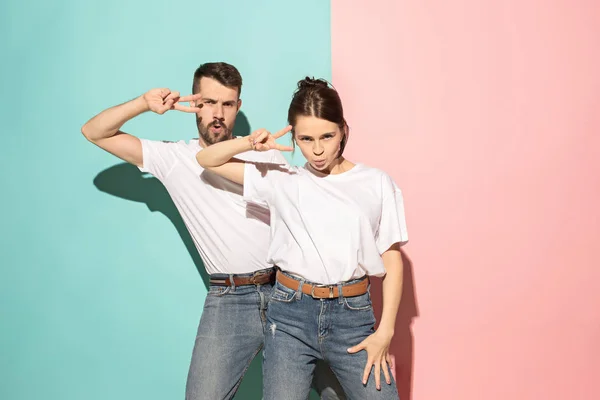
[192,62,242,97]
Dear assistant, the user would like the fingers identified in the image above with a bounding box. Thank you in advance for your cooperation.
[255,130,270,143]
[151,91,202,114]
[347,342,365,354]
[254,140,278,152]
[352,340,371,386]
[255,143,271,152]
[249,130,269,151]
[374,361,381,390]
[248,128,268,151]
[178,93,202,102]
[362,360,372,386]
[249,128,267,139]
[173,92,202,113]
[162,92,180,112]
[273,125,292,139]
[158,88,171,98]
[172,103,202,113]
[247,127,293,152]
[382,357,391,386]
[250,129,269,151]
[389,354,397,381]
[156,98,175,114]
[274,143,294,152]
[164,91,180,102]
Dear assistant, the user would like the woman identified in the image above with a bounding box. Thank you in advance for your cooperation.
[196,78,408,399]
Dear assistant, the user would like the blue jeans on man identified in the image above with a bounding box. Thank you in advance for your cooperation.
[185,268,346,400]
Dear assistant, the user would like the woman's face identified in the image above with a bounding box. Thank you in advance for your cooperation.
[294,115,344,173]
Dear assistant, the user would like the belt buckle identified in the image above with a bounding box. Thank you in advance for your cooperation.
[310,284,334,299]
[249,271,266,285]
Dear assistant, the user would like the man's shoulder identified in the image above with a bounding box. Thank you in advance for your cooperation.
[142,137,198,146]
[143,137,201,153]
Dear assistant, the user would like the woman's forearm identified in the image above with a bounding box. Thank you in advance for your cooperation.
[377,245,404,335]
[196,136,252,167]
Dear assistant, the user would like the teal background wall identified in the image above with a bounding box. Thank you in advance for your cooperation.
[0,1,330,399]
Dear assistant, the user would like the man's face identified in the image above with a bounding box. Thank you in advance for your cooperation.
[193,77,241,146]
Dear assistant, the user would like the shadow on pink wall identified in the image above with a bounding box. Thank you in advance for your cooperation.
[371,249,418,399]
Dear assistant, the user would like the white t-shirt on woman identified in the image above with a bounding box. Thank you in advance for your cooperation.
[243,162,409,285]
[139,138,287,275]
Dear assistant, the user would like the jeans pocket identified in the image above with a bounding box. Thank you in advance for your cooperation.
[343,292,373,311]
[269,281,297,303]
[207,285,232,297]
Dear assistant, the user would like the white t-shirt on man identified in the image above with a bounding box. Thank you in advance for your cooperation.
[139,138,287,275]
[243,162,409,285]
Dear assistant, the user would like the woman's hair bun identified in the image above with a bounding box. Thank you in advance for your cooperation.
[297,77,330,91]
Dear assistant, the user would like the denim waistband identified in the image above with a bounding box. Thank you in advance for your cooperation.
[209,267,275,280]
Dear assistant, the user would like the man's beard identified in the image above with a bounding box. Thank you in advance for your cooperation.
[197,118,233,146]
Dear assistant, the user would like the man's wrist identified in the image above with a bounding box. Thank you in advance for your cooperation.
[133,95,150,113]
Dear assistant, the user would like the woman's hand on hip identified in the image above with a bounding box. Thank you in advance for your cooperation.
[347,329,394,390]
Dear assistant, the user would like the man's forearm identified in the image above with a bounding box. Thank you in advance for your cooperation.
[81,96,149,141]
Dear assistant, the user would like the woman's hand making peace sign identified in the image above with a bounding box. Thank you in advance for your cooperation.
[247,125,294,152]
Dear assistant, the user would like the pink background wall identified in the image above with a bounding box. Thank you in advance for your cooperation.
[331,1,600,399]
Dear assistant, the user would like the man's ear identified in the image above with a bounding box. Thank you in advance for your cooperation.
[236,98,242,113]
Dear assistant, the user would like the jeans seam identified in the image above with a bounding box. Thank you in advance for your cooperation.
[259,285,267,326]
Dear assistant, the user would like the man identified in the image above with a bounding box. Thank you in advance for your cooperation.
[81,62,344,399]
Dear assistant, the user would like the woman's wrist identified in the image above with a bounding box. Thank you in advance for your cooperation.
[246,135,256,150]
[375,325,395,339]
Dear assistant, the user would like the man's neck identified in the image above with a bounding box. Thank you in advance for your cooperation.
[197,135,234,148]
[198,137,209,148]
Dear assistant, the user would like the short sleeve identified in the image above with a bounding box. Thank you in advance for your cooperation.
[138,139,180,180]
[268,149,290,166]
[243,162,293,208]
[376,173,409,253]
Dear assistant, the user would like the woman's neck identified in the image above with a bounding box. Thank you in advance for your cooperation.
[310,157,356,176]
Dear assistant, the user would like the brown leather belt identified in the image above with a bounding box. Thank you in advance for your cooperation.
[276,270,369,299]
[209,269,275,286]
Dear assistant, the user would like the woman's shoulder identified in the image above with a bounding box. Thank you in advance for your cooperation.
[351,163,391,180]
[352,163,403,193]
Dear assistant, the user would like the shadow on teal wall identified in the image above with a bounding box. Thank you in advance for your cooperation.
[0,1,330,399]
[91,112,253,291]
